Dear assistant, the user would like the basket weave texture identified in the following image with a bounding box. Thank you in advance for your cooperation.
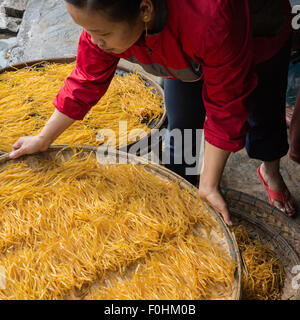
[223,188,300,300]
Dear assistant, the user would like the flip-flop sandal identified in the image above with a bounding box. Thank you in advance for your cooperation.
[257,166,296,217]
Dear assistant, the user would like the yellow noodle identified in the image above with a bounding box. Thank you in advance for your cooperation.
[0,62,163,152]
[232,225,285,300]
[86,233,236,300]
[0,152,233,300]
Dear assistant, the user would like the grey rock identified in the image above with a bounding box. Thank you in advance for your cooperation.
[0,36,16,68]
[5,7,25,19]
[0,0,27,34]
[2,0,28,11]
[7,0,82,66]
[0,37,15,50]
[0,7,22,34]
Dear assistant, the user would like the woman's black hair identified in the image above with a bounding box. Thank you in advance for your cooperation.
[65,0,146,22]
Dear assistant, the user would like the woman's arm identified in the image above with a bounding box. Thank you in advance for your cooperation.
[191,2,257,225]
[198,141,233,226]
[9,109,75,159]
[38,109,76,145]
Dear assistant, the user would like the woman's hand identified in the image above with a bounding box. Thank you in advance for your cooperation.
[9,135,51,159]
[198,184,232,226]
[198,141,233,226]
[9,109,75,159]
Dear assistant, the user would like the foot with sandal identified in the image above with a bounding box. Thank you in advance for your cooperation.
[258,160,296,217]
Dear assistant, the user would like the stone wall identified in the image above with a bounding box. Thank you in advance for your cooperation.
[0,0,27,36]
[6,0,82,65]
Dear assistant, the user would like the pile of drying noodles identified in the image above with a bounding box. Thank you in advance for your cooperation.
[0,62,163,152]
[0,151,236,300]
[232,225,285,300]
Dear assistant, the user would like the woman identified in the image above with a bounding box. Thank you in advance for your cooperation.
[9,0,296,224]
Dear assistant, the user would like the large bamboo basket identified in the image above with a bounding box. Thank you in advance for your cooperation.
[0,57,167,154]
[222,189,300,300]
[0,145,242,300]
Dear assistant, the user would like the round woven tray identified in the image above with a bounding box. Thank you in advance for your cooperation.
[222,188,300,300]
[0,145,242,300]
[0,57,167,153]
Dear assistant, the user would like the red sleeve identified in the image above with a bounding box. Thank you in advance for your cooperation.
[53,30,120,120]
[198,1,258,152]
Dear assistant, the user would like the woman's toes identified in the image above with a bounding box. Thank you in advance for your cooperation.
[273,199,285,212]
[285,198,296,216]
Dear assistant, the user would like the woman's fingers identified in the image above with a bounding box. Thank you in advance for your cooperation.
[9,138,28,158]
[198,187,233,226]
[215,203,233,226]
[12,139,23,151]
[9,147,26,159]
[9,136,48,159]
